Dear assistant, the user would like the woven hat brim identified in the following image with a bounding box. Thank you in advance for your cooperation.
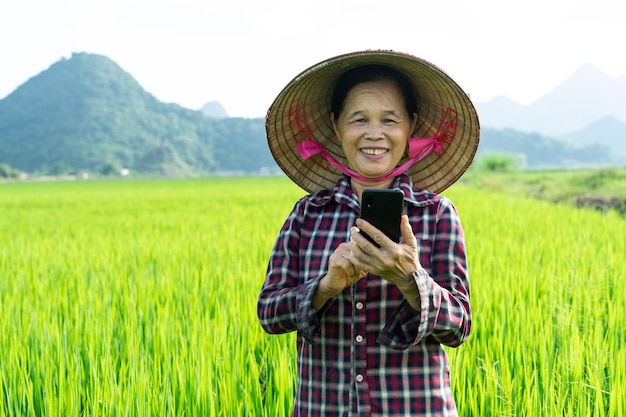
[266,50,480,194]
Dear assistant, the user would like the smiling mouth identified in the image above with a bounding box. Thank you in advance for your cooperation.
[361,148,388,156]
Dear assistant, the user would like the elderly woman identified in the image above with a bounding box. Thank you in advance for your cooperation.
[258,50,480,417]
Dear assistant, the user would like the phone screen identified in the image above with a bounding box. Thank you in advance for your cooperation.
[359,188,404,246]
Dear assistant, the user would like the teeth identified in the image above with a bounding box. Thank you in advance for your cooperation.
[362,148,387,155]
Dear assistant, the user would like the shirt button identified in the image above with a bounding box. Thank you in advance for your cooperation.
[355,302,364,310]
[356,374,364,383]
[356,335,363,343]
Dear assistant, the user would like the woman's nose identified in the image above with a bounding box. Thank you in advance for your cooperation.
[365,122,384,139]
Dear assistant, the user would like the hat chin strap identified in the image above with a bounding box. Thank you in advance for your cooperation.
[290,102,457,183]
[297,135,446,182]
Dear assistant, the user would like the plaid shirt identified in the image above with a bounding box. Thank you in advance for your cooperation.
[258,174,471,416]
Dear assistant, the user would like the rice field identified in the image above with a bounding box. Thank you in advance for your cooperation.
[0,177,624,416]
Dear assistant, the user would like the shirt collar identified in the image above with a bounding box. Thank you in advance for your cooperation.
[309,174,438,208]
[394,174,439,207]
[308,175,358,210]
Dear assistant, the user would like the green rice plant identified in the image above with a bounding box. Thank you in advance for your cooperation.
[0,177,624,416]
[445,186,625,416]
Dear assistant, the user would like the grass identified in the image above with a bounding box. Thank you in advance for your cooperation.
[0,176,624,416]
[459,167,626,218]
[446,184,625,415]
[461,167,626,201]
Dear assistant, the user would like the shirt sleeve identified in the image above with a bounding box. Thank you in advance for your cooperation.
[257,200,329,344]
[377,198,471,350]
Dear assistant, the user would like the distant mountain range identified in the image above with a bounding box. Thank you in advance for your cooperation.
[0,52,273,177]
[475,63,626,155]
[201,101,229,118]
[0,52,622,178]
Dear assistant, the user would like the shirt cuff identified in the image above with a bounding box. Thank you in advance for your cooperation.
[377,269,437,350]
[296,275,333,344]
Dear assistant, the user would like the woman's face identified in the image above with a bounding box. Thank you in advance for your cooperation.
[331,78,417,183]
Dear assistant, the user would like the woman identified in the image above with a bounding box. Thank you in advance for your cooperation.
[258,50,480,416]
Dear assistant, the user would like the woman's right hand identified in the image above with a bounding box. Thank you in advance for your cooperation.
[313,242,365,310]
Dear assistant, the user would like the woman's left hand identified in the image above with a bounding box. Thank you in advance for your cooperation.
[350,215,421,287]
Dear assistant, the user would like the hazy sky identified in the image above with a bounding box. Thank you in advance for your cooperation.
[1,0,624,118]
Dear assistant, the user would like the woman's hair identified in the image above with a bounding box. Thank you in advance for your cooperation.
[331,64,420,121]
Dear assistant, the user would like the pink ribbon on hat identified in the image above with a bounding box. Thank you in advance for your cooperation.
[291,101,457,183]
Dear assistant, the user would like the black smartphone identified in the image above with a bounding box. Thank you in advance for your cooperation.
[358,188,404,246]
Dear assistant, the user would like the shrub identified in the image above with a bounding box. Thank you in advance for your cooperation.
[479,153,523,172]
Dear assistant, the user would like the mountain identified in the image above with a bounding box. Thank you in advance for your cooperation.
[476,128,614,169]
[0,53,618,177]
[528,64,626,134]
[0,52,275,176]
[201,101,229,118]
[561,116,626,154]
[476,63,626,158]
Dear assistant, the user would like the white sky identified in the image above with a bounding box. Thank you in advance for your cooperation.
[1,0,625,118]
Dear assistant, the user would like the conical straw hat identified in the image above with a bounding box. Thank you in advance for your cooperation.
[266,50,480,194]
